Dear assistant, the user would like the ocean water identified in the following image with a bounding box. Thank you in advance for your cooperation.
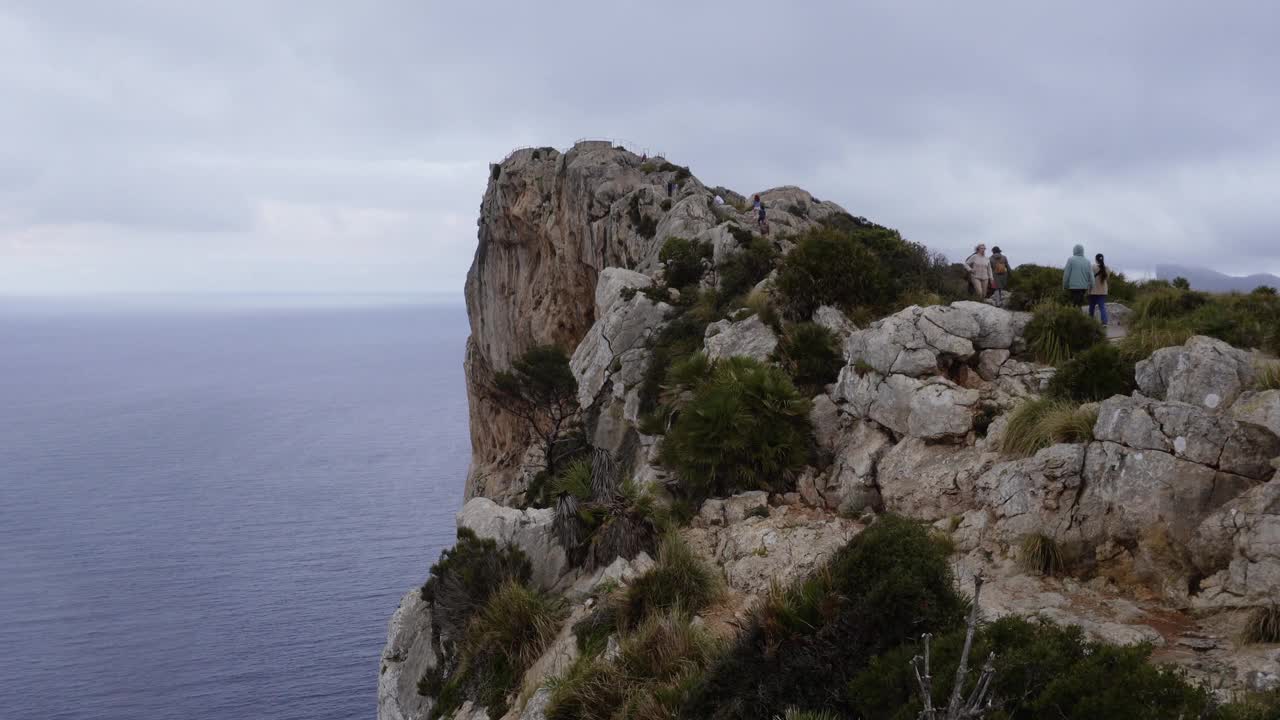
[0,298,470,720]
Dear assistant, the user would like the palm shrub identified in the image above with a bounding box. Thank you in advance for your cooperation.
[1024,302,1105,365]
[1047,343,1135,402]
[1000,399,1097,458]
[774,322,844,395]
[659,356,813,499]
[660,237,712,289]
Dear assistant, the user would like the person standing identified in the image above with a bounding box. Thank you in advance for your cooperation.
[1063,244,1092,306]
[965,244,992,298]
[1089,253,1110,326]
[989,246,1010,305]
[752,194,768,233]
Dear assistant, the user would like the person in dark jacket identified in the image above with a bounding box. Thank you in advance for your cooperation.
[1063,244,1092,306]
[989,247,1010,305]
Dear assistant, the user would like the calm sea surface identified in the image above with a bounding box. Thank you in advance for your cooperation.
[0,298,469,720]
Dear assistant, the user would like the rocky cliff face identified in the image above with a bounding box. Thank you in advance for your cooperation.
[382,141,1280,720]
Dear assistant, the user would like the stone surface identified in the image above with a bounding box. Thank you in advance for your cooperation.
[840,371,979,440]
[1135,336,1257,411]
[699,491,770,525]
[703,315,779,362]
[457,497,568,590]
[1232,390,1280,440]
[570,280,670,408]
[973,443,1088,544]
[813,304,857,341]
[876,439,990,521]
[1190,478,1280,607]
[977,349,1010,381]
[378,590,437,720]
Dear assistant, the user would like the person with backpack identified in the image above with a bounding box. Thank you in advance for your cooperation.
[964,244,992,298]
[752,194,768,233]
[1089,253,1110,326]
[1063,244,1092,306]
[989,246,1010,304]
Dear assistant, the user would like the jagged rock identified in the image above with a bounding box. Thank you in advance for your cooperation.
[949,301,1031,349]
[570,277,671,408]
[453,701,492,720]
[973,444,1087,544]
[1093,395,1280,479]
[1190,478,1280,608]
[1232,390,1280,440]
[840,371,979,440]
[809,394,845,452]
[704,315,779,362]
[876,439,990,521]
[501,608,585,720]
[1135,336,1257,411]
[699,491,770,525]
[683,506,861,594]
[566,552,656,599]
[457,498,568,589]
[976,349,1010,381]
[813,305,857,341]
[592,267,652,316]
[378,590,437,720]
[1107,302,1133,324]
[993,358,1055,397]
[804,420,893,512]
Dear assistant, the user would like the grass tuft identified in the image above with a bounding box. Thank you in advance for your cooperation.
[1000,398,1097,458]
[617,534,722,631]
[1241,604,1280,644]
[1256,362,1280,391]
[1024,302,1106,365]
[1019,533,1065,576]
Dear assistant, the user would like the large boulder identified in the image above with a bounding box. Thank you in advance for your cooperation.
[378,590,438,720]
[875,439,991,521]
[1093,395,1280,480]
[1232,390,1280,440]
[570,272,671,408]
[456,498,568,590]
[813,305,857,342]
[801,420,893,513]
[1135,336,1257,411]
[704,314,779,362]
[843,302,1030,380]
[973,443,1087,545]
[1190,478,1280,608]
[839,371,979,440]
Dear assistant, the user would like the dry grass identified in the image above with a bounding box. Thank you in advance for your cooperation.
[1000,398,1098,458]
[1241,604,1280,644]
[1256,361,1280,391]
[1019,533,1064,576]
[1117,326,1194,363]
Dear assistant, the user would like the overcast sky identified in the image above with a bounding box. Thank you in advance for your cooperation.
[2,1,1278,295]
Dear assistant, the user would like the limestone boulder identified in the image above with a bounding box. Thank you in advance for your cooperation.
[592,267,653,316]
[699,491,770,525]
[803,420,893,513]
[704,315,778,362]
[1135,336,1257,411]
[1190,479,1280,608]
[973,444,1087,544]
[977,349,1010,381]
[457,498,568,589]
[840,371,979,440]
[1232,390,1280,440]
[809,394,845,453]
[875,439,991,521]
[378,590,438,720]
[570,282,671,408]
[813,305,857,342]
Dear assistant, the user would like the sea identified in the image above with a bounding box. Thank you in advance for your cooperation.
[0,296,471,720]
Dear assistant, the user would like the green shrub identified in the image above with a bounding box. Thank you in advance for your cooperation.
[1117,326,1194,363]
[774,227,889,317]
[1254,285,1278,296]
[1020,533,1064,576]
[847,616,1215,720]
[636,296,719,418]
[1024,303,1106,365]
[1129,290,1280,354]
[627,194,658,238]
[680,516,965,720]
[718,235,777,300]
[1006,264,1070,310]
[1001,398,1097,458]
[726,224,755,246]
[659,237,711,289]
[1172,276,1191,290]
[659,357,813,499]
[1257,362,1280,391]
[1047,343,1136,402]
[429,581,565,719]
[1241,604,1280,644]
[420,528,533,643]
[493,345,582,477]
[547,612,721,720]
[774,322,843,395]
[617,534,722,631]
[1132,288,1209,324]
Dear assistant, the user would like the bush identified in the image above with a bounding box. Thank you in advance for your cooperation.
[421,528,533,643]
[1257,362,1280,391]
[1000,398,1097,458]
[493,345,581,477]
[434,581,564,718]
[848,616,1216,720]
[627,194,658,238]
[1241,604,1280,644]
[1020,533,1064,576]
[774,227,889,317]
[1253,285,1278,296]
[1024,303,1106,365]
[636,295,719,418]
[547,612,721,720]
[1117,326,1194,363]
[1133,288,1209,324]
[659,237,711,289]
[1006,264,1070,310]
[617,534,722,631]
[679,516,965,720]
[659,357,813,499]
[1047,343,1136,402]
[718,235,777,300]
[774,322,843,395]
[1129,290,1280,354]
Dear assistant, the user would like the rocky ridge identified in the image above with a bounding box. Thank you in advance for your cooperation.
[381,141,1280,720]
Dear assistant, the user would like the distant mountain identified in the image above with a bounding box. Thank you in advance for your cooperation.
[1155,264,1280,293]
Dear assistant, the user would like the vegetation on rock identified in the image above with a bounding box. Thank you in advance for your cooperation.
[1024,303,1105,366]
[616,534,723,632]
[1047,343,1135,402]
[1000,398,1096,458]
[492,345,582,479]
[420,527,532,642]
[773,322,843,396]
[659,237,712,290]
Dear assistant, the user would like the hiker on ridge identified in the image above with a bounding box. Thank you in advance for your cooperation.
[964,244,991,298]
[1063,244,1093,306]
[753,194,768,233]
[989,246,1010,304]
[1089,253,1110,327]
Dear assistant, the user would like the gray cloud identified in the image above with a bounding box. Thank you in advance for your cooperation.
[2,1,1278,294]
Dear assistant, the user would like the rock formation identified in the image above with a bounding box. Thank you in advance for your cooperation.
[382,141,1280,720]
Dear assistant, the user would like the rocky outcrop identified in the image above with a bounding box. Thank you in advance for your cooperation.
[379,590,437,720]
[1232,390,1280,440]
[703,315,778,362]
[1191,478,1280,608]
[569,268,670,409]
[839,371,980,440]
[1135,336,1257,411]
[456,498,567,589]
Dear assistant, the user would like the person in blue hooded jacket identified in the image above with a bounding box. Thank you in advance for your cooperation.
[1062,244,1093,306]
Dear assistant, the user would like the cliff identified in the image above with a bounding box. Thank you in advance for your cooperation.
[382,141,1280,720]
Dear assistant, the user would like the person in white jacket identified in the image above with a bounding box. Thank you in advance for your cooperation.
[965,244,991,298]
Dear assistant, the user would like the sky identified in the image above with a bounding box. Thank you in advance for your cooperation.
[2,1,1278,295]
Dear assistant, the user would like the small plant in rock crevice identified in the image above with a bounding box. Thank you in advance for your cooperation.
[1000,398,1097,458]
[1240,604,1280,644]
[1019,533,1064,576]
[773,322,844,396]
